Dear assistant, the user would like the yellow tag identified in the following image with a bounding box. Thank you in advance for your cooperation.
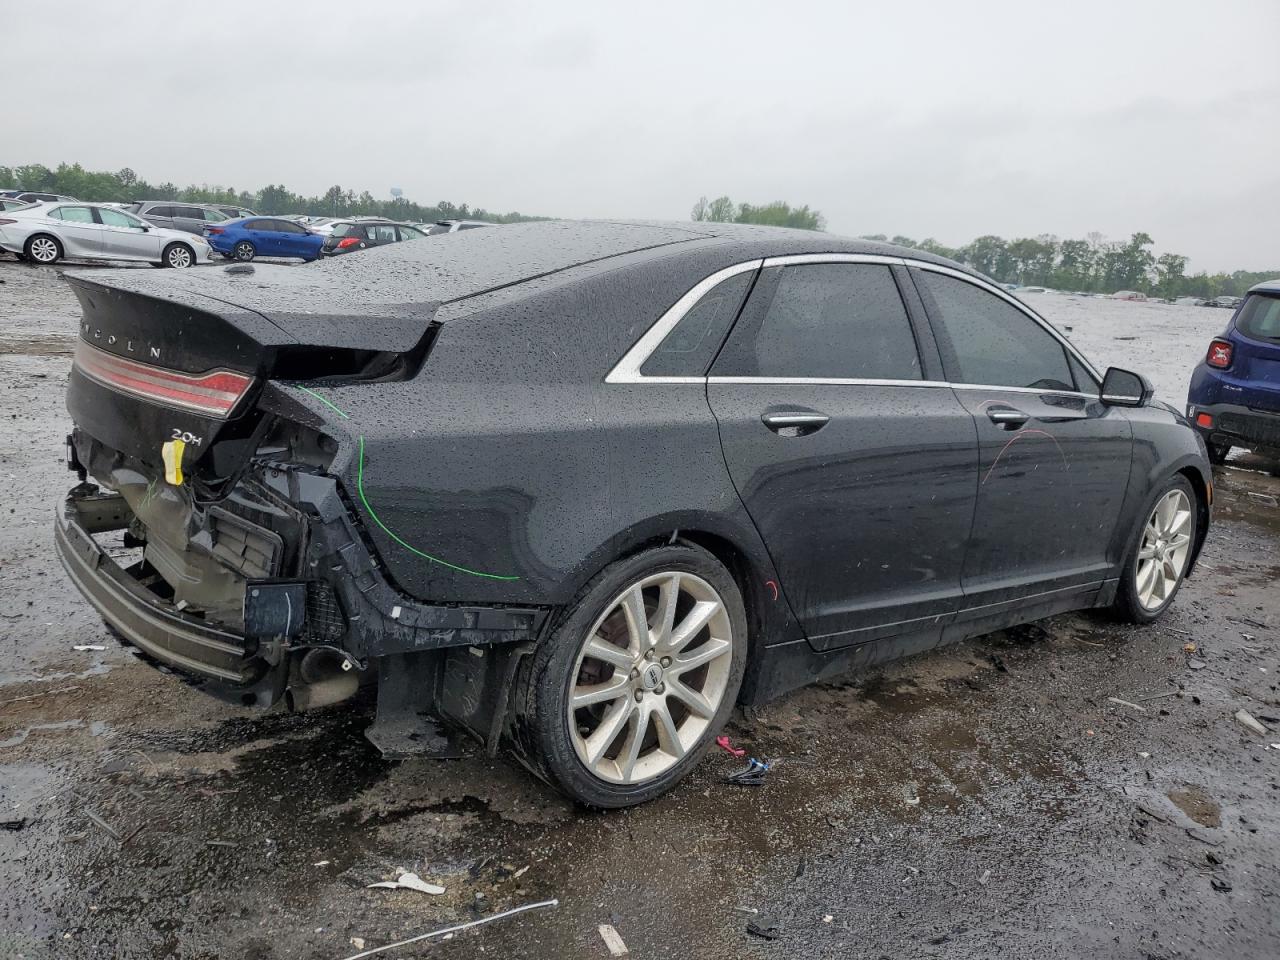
[162,439,185,485]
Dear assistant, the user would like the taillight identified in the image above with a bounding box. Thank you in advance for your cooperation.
[73,340,254,419]
[1195,413,1213,428]
[1206,339,1233,369]
[336,237,360,249]
[206,227,224,235]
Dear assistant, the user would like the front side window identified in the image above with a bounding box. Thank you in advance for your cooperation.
[98,208,146,229]
[714,263,922,380]
[916,270,1075,391]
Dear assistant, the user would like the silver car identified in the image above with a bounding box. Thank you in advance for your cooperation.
[0,202,213,268]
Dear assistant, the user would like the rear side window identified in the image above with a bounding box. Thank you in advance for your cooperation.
[244,219,269,230]
[98,208,145,229]
[915,270,1074,391]
[53,206,95,223]
[371,224,397,242]
[713,263,922,380]
[641,270,756,377]
[147,205,174,218]
[1237,294,1280,341]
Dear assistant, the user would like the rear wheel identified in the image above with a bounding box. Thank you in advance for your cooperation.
[233,241,256,262]
[1206,441,1230,466]
[162,242,195,269]
[25,234,61,265]
[1113,476,1196,623]
[515,544,747,808]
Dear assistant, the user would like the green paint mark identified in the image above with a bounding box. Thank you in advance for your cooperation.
[355,436,520,582]
[297,386,349,419]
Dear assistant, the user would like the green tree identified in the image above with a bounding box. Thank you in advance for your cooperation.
[1154,253,1188,298]
[961,235,1013,281]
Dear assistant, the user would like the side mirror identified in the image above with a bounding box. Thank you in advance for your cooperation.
[1101,367,1152,407]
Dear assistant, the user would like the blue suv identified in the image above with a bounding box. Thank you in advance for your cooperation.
[204,216,324,263]
[1187,279,1280,465]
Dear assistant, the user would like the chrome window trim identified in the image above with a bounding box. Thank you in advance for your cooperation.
[708,376,948,388]
[604,253,1106,389]
[604,259,764,384]
[908,261,1104,386]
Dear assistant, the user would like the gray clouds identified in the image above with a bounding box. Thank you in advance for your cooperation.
[5,0,1276,270]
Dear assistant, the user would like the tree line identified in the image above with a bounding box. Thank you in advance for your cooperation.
[862,231,1275,300]
[2,163,1270,299]
[0,162,545,226]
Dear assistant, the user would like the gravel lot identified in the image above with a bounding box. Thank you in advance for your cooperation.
[2,259,1278,960]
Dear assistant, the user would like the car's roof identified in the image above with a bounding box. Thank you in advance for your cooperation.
[1247,279,1280,295]
[76,219,981,320]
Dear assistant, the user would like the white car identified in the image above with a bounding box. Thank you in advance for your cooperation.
[0,202,213,268]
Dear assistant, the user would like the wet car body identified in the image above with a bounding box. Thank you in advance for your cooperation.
[54,221,1212,803]
[1187,279,1280,462]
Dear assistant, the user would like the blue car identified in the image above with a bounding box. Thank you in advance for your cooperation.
[1186,278,1280,465]
[204,216,324,263]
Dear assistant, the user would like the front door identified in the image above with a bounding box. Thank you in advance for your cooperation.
[910,267,1133,613]
[96,207,161,261]
[708,259,978,650]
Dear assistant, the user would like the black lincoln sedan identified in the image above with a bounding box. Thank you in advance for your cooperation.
[55,220,1210,807]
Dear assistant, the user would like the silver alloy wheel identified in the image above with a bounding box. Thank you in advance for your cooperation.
[234,241,255,261]
[1135,488,1193,611]
[29,237,58,263]
[167,245,193,268]
[567,571,734,784]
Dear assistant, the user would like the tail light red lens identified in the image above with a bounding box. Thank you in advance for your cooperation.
[1206,339,1233,369]
[206,227,224,235]
[336,237,360,249]
[73,340,254,419]
[1195,412,1213,428]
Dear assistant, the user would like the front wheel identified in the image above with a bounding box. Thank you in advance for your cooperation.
[1113,476,1196,623]
[515,544,747,808]
[162,242,195,269]
[25,234,62,265]
[233,241,256,262]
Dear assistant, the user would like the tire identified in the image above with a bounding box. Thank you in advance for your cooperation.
[1206,441,1230,466]
[24,234,62,265]
[162,242,195,269]
[515,543,748,808]
[233,241,256,262]
[1113,475,1197,623]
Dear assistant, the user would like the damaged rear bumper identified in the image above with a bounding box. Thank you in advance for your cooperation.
[54,470,550,698]
[55,492,261,684]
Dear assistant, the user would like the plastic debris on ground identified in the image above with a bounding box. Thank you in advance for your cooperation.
[746,920,783,940]
[715,735,745,758]
[598,924,629,956]
[724,757,771,786]
[366,870,445,895]
[337,899,558,960]
[72,644,106,651]
[1234,710,1269,736]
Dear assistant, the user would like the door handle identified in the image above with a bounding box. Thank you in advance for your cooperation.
[761,411,829,436]
[987,407,1029,429]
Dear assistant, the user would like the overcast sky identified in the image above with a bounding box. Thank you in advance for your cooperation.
[7,1,1277,272]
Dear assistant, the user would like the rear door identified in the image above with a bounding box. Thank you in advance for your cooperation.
[910,266,1133,616]
[707,256,978,651]
[244,219,280,255]
[141,204,178,230]
[95,207,161,261]
[46,206,103,258]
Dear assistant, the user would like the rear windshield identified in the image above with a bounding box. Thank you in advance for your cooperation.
[1238,293,1280,341]
[330,223,356,238]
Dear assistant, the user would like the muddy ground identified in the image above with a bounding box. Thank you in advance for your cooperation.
[2,260,1278,960]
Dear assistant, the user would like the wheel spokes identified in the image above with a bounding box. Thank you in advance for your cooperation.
[664,599,722,654]
[667,676,715,718]
[620,585,650,655]
[571,674,630,709]
[582,636,633,672]
[651,698,685,759]
[670,636,732,675]
[584,699,634,766]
